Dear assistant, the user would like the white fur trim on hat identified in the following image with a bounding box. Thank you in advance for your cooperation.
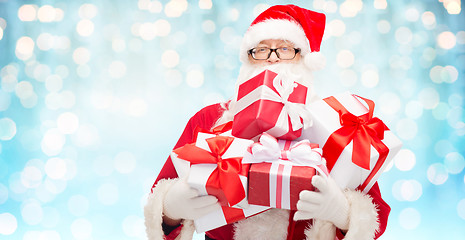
[240,19,311,63]
[144,178,195,240]
[304,189,379,240]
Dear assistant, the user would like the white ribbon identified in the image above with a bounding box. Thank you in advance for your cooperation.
[243,133,329,177]
[234,73,312,132]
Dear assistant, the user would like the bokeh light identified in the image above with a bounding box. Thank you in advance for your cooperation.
[1,2,464,240]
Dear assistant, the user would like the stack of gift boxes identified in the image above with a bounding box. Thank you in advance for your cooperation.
[171,70,403,233]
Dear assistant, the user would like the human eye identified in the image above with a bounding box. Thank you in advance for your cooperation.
[280,47,291,52]
[256,47,269,52]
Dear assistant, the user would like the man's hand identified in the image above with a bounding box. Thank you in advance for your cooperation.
[294,175,350,230]
[163,178,221,222]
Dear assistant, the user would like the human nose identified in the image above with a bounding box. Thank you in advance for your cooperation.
[267,50,280,64]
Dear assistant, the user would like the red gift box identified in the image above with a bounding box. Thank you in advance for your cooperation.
[232,70,310,140]
[243,133,329,210]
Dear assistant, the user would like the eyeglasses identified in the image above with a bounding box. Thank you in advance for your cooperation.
[248,47,301,60]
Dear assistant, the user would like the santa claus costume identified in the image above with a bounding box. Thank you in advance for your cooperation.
[144,5,390,240]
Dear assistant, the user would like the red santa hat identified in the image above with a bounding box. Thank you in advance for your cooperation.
[240,5,326,70]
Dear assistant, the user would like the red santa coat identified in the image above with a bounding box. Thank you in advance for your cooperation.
[144,103,390,240]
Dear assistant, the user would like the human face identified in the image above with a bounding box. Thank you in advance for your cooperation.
[248,39,301,65]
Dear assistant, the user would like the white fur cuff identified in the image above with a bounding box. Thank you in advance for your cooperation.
[144,178,195,240]
[304,189,379,240]
[343,190,379,240]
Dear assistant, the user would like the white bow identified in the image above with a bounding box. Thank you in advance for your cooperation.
[243,133,328,177]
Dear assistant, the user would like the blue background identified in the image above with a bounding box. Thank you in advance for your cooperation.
[0,0,464,239]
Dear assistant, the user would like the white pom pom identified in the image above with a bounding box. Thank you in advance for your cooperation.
[303,52,326,71]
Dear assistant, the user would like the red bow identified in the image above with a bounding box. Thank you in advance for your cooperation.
[322,95,390,190]
[174,135,247,206]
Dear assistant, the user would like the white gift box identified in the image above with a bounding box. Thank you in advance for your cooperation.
[299,92,402,192]
[171,130,270,233]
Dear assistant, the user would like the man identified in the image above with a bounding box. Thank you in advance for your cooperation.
[144,5,390,240]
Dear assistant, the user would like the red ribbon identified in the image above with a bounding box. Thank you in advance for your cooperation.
[322,95,390,191]
[173,135,248,206]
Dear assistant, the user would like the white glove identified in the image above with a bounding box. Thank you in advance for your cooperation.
[163,178,221,221]
[294,175,350,230]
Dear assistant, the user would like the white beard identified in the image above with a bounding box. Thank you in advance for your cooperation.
[216,61,316,127]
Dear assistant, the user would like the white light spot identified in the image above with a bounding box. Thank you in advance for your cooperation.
[378,92,401,115]
[400,180,422,201]
[57,112,79,134]
[154,19,171,36]
[327,19,346,37]
[21,199,44,225]
[71,218,92,240]
[373,0,387,9]
[444,152,465,174]
[0,118,17,140]
[418,87,439,109]
[186,69,204,88]
[122,215,145,238]
[15,81,34,99]
[45,74,63,92]
[114,151,137,174]
[112,38,126,52]
[394,149,416,171]
[76,19,94,37]
[139,22,156,40]
[395,27,413,45]
[36,33,54,51]
[421,11,436,29]
[21,166,43,188]
[41,207,61,228]
[405,100,423,119]
[15,36,35,60]
[437,31,456,49]
[73,124,100,148]
[37,5,56,22]
[458,199,465,220]
[18,4,37,22]
[68,195,89,216]
[45,157,67,180]
[399,208,421,229]
[41,128,66,156]
[79,4,98,19]
[432,102,450,120]
[202,20,216,34]
[427,163,448,185]
[377,20,391,34]
[336,50,354,68]
[97,183,119,205]
[0,213,17,235]
[164,69,183,87]
[0,184,8,204]
[73,47,91,65]
[405,7,420,22]
[1,75,18,92]
[161,50,180,68]
[396,118,418,140]
[199,0,212,9]
[108,61,127,79]
[339,69,357,87]
[361,69,379,88]
[164,0,188,18]
[77,64,91,78]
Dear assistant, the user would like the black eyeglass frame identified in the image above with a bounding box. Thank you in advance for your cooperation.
[247,47,301,60]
